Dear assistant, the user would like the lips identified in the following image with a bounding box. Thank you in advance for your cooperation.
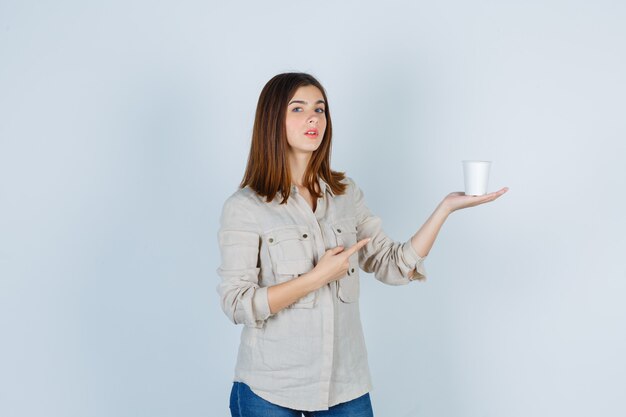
[304,128,319,138]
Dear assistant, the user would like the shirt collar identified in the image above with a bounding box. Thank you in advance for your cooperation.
[318,177,335,197]
[289,177,335,197]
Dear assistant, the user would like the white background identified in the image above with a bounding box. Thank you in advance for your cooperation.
[1,1,625,416]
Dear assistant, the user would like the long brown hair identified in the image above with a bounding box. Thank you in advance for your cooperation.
[239,72,347,204]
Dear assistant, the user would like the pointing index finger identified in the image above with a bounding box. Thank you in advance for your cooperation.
[345,238,371,257]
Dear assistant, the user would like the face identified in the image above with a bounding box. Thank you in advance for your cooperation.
[285,85,327,154]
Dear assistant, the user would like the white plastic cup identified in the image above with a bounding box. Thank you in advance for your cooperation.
[462,160,491,196]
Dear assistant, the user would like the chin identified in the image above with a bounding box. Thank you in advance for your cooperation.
[288,142,322,154]
[299,143,321,151]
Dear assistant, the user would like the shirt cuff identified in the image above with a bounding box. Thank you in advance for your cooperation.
[251,286,273,327]
[402,240,428,281]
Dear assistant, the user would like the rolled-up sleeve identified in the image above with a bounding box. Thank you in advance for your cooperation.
[349,177,427,285]
[216,195,272,328]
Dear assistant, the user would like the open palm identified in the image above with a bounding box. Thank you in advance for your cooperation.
[443,187,509,213]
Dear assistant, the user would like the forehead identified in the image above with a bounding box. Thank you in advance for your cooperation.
[290,85,324,102]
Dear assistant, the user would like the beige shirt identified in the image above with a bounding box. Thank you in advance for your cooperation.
[216,175,427,411]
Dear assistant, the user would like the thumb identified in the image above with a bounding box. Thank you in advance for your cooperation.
[330,245,345,254]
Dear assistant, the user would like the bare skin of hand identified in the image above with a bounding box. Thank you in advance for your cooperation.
[410,187,509,259]
[267,238,371,314]
[312,238,371,286]
[441,187,509,214]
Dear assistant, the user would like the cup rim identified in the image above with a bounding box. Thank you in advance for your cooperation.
[462,160,491,164]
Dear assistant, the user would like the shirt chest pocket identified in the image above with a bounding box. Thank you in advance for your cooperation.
[265,225,314,262]
[331,219,360,303]
[264,225,317,308]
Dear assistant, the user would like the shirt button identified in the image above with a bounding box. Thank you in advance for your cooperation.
[302,233,308,239]
[351,268,355,273]
[268,238,274,243]
[337,228,342,233]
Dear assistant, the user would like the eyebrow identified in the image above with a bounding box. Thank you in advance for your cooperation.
[288,99,326,106]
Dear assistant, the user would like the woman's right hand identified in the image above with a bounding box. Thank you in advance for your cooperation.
[267,238,371,314]
[313,238,371,285]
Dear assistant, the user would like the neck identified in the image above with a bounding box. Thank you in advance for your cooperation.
[288,149,311,187]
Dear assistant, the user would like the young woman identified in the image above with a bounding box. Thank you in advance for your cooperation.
[217,72,508,416]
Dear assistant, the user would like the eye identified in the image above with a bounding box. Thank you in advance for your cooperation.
[316,108,325,113]
[291,107,303,112]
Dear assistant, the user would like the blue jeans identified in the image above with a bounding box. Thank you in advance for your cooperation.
[229,381,374,417]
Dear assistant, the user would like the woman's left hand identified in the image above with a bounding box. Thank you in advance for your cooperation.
[442,187,509,214]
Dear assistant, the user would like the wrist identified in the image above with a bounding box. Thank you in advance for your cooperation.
[438,200,454,217]
[302,268,326,291]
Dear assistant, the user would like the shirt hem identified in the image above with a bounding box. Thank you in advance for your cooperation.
[234,379,372,412]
